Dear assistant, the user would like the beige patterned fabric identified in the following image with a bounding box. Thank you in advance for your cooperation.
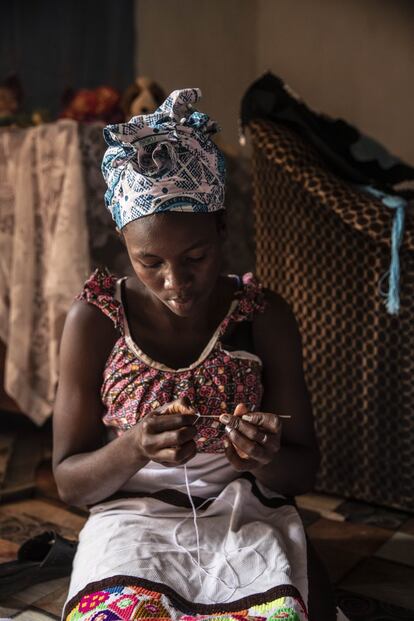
[0,121,90,424]
[248,119,414,510]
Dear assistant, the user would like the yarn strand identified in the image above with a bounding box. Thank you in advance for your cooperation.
[172,463,267,604]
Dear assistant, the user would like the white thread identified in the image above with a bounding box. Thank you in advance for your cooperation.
[183,462,203,589]
[102,464,268,604]
[171,463,268,603]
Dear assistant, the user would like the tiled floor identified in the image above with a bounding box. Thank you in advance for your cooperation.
[0,417,414,620]
[297,495,414,619]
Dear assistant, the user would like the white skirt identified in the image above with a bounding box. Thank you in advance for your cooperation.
[62,455,349,620]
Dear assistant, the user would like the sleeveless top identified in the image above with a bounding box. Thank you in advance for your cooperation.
[75,268,267,454]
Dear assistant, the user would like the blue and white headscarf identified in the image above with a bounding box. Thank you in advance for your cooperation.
[102,88,226,229]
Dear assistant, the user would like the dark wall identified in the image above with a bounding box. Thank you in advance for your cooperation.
[0,0,135,115]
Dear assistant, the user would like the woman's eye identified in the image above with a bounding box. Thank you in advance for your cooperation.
[188,255,206,262]
[141,262,161,269]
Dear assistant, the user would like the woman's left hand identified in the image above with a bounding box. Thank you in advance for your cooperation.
[219,403,282,471]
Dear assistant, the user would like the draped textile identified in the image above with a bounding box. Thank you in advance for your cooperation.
[0,120,90,424]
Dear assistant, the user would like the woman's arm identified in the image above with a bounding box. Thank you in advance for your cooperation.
[250,289,320,496]
[52,301,150,508]
[221,290,320,496]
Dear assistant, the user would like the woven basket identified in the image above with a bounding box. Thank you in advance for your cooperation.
[248,119,414,511]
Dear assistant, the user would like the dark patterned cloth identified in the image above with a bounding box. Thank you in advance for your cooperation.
[246,118,414,510]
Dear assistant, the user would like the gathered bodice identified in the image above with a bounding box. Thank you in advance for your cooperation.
[75,268,267,453]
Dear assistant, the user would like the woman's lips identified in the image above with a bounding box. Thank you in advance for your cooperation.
[168,297,196,312]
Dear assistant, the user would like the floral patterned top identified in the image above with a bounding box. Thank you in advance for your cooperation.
[75,268,267,453]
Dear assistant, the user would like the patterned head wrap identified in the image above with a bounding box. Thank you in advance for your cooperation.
[102,88,226,229]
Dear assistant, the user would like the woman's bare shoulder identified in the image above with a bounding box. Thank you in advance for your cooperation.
[53,299,120,469]
[254,288,299,337]
[59,299,120,386]
[252,287,304,376]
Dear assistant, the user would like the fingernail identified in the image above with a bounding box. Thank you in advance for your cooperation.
[223,438,229,448]
[220,414,230,423]
[241,414,253,422]
[225,424,232,434]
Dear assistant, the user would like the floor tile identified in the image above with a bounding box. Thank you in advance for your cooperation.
[31,580,69,617]
[0,513,73,547]
[400,517,414,536]
[15,577,70,605]
[337,500,411,530]
[336,588,414,620]
[296,492,343,515]
[0,499,86,542]
[310,539,362,583]
[375,531,414,568]
[0,595,27,618]
[307,518,392,557]
[307,518,393,584]
[0,430,44,503]
[0,537,19,562]
[339,557,414,610]
[13,609,58,620]
[0,513,52,545]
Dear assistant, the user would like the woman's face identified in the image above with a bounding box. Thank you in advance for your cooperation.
[122,212,225,317]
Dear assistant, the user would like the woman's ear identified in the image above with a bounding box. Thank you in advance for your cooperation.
[116,227,126,247]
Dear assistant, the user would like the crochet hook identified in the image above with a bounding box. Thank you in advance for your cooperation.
[195,414,292,419]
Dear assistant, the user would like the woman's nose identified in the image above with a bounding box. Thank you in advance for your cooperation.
[164,266,192,293]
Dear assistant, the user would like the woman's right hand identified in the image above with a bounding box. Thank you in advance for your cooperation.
[132,398,198,467]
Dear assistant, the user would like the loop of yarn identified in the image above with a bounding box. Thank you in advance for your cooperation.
[171,463,267,604]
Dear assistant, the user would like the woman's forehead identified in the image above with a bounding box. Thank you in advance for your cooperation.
[123,212,218,254]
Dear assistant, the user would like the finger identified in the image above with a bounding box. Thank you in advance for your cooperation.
[233,444,250,459]
[143,414,197,433]
[179,396,193,410]
[155,425,197,449]
[175,440,197,463]
[224,440,257,471]
[156,440,197,465]
[234,403,249,417]
[167,397,195,414]
[227,417,272,445]
[225,433,249,459]
[156,398,195,416]
[226,427,272,463]
[240,411,280,434]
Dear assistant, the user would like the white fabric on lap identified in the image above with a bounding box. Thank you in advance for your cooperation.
[120,450,242,497]
[64,477,308,610]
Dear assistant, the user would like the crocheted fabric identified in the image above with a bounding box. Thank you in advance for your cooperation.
[75,268,267,453]
[64,581,307,620]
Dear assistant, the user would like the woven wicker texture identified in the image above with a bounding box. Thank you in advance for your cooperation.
[248,119,414,511]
